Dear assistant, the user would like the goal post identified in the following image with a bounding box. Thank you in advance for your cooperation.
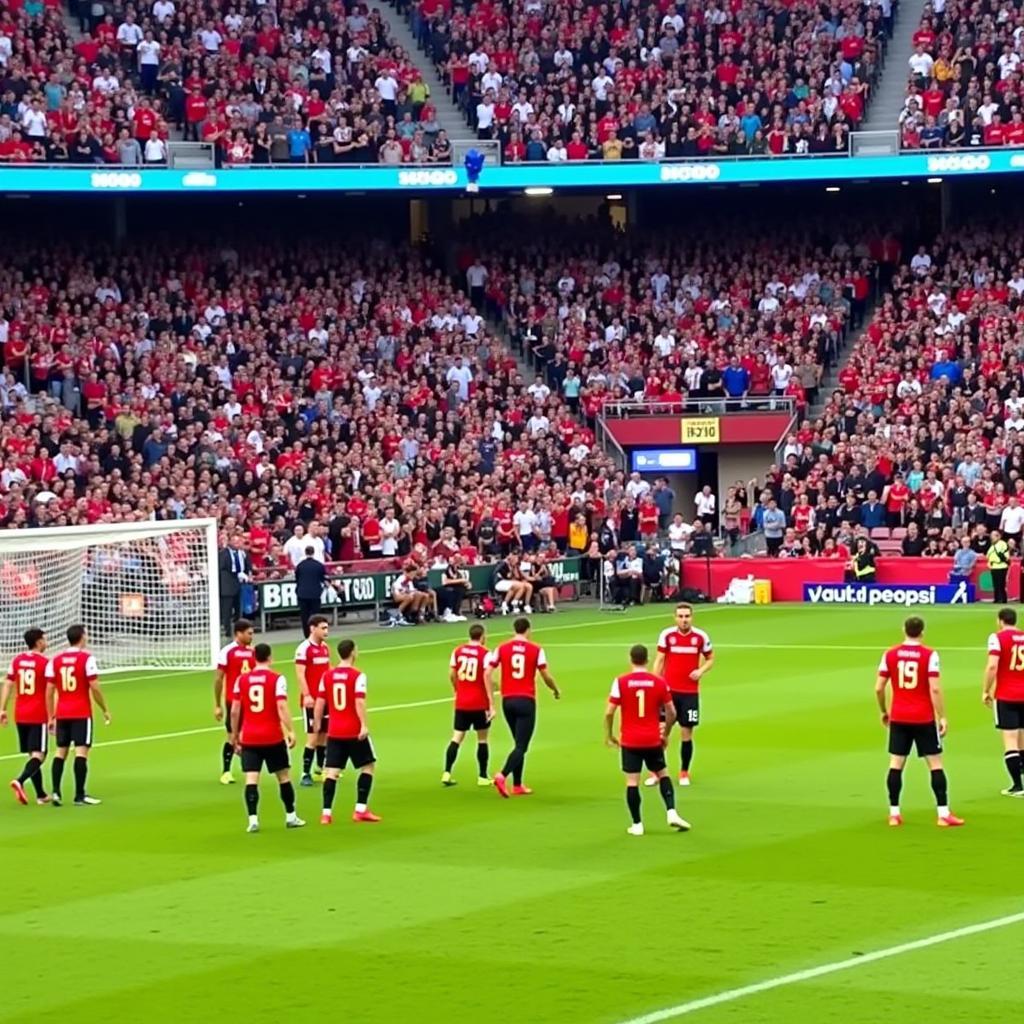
[0,518,219,673]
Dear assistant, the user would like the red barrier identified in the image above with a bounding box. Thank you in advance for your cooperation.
[680,556,1018,602]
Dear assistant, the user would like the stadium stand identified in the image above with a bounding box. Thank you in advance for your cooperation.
[0,0,449,165]
[900,0,1024,149]
[408,0,889,159]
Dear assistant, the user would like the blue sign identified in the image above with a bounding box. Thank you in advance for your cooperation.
[802,582,975,606]
[631,448,698,472]
[0,150,1015,195]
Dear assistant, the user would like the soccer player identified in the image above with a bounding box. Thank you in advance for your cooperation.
[442,623,494,787]
[645,602,713,787]
[1,627,52,805]
[605,644,691,836]
[228,642,304,833]
[876,616,964,827]
[314,639,380,823]
[46,624,110,807]
[982,607,1024,796]
[486,617,560,798]
[295,614,332,787]
[214,617,255,784]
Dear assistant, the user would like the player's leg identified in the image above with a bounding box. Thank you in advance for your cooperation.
[220,708,236,784]
[645,704,672,787]
[651,751,691,831]
[624,771,644,834]
[271,744,304,828]
[69,720,99,806]
[679,724,694,784]
[301,707,317,786]
[508,700,537,793]
[352,740,380,822]
[444,716,468,786]
[314,728,327,778]
[320,740,344,824]
[10,725,47,805]
[522,581,534,614]
[52,719,71,805]
[997,703,1024,795]
[242,749,261,832]
[924,744,964,826]
[442,716,467,786]
[886,753,907,824]
[476,722,491,784]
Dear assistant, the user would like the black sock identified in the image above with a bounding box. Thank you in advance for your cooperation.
[16,757,40,785]
[302,747,314,777]
[356,772,373,807]
[323,777,337,811]
[73,756,88,801]
[315,745,326,770]
[658,775,676,810]
[681,740,694,772]
[444,741,460,772]
[930,768,948,807]
[279,781,295,814]
[476,742,489,778]
[244,783,259,816]
[626,785,642,824]
[1005,751,1023,789]
[28,763,45,797]
[51,756,65,797]
[222,742,234,774]
[887,768,903,806]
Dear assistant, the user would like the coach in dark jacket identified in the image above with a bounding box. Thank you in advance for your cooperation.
[218,537,251,637]
[295,547,328,637]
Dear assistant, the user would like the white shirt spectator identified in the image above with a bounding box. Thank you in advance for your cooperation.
[446,362,473,400]
[910,251,932,275]
[527,412,550,437]
[375,73,398,101]
[144,136,167,162]
[695,491,716,517]
[476,100,496,129]
[1002,504,1024,534]
[771,362,794,390]
[380,515,401,555]
[653,330,675,357]
[908,51,934,77]
[152,0,175,19]
[626,476,650,500]
[117,21,144,47]
[527,380,550,402]
[668,520,693,551]
[198,27,222,51]
[21,108,46,137]
[514,509,537,538]
[466,261,488,290]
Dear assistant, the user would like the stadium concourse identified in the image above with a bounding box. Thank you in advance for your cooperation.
[408,0,885,159]
[0,0,449,165]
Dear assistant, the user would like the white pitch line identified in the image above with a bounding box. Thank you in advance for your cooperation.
[616,910,1024,1024]
[0,697,451,763]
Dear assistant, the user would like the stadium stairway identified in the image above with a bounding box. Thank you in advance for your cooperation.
[859,0,930,132]
[809,302,877,419]
[380,4,478,147]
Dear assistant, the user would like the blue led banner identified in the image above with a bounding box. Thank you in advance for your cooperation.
[0,150,1013,194]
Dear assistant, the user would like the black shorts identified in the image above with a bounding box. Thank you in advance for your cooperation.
[16,722,47,755]
[454,709,490,732]
[672,693,700,728]
[995,700,1024,731]
[889,721,942,758]
[55,718,93,749]
[325,736,376,770]
[303,707,328,734]
[621,745,667,774]
[240,742,290,775]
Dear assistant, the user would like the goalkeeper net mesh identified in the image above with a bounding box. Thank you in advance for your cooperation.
[0,520,216,672]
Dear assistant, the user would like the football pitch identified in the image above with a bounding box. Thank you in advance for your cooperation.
[2,603,1022,1024]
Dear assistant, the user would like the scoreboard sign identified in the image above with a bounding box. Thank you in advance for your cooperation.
[680,418,720,444]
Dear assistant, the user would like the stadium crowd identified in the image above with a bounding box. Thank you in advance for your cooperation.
[0,0,450,166]
[408,0,888,159]
[900,0,1024,149]
[2,210,1023,611]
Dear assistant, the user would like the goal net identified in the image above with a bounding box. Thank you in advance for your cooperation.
[0,519,218,673]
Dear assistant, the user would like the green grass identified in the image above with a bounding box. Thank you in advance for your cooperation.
[1,603,1023,1024]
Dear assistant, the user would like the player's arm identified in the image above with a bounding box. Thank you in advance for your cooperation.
[692,649,714,681]
[929,663,947,736]
[355,695,368,740]
[603,700,618,747]
[86,659,110,724]
[983,641,1000,705]
[539,663,560,699]
[213,666,226,720]
[874,672,890,724]
[277,695,295,748]
[661,695,678,744]
[296,659,312,708]
[653,647,666,677]
[0,675,11,726]
[229,699,242,748]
